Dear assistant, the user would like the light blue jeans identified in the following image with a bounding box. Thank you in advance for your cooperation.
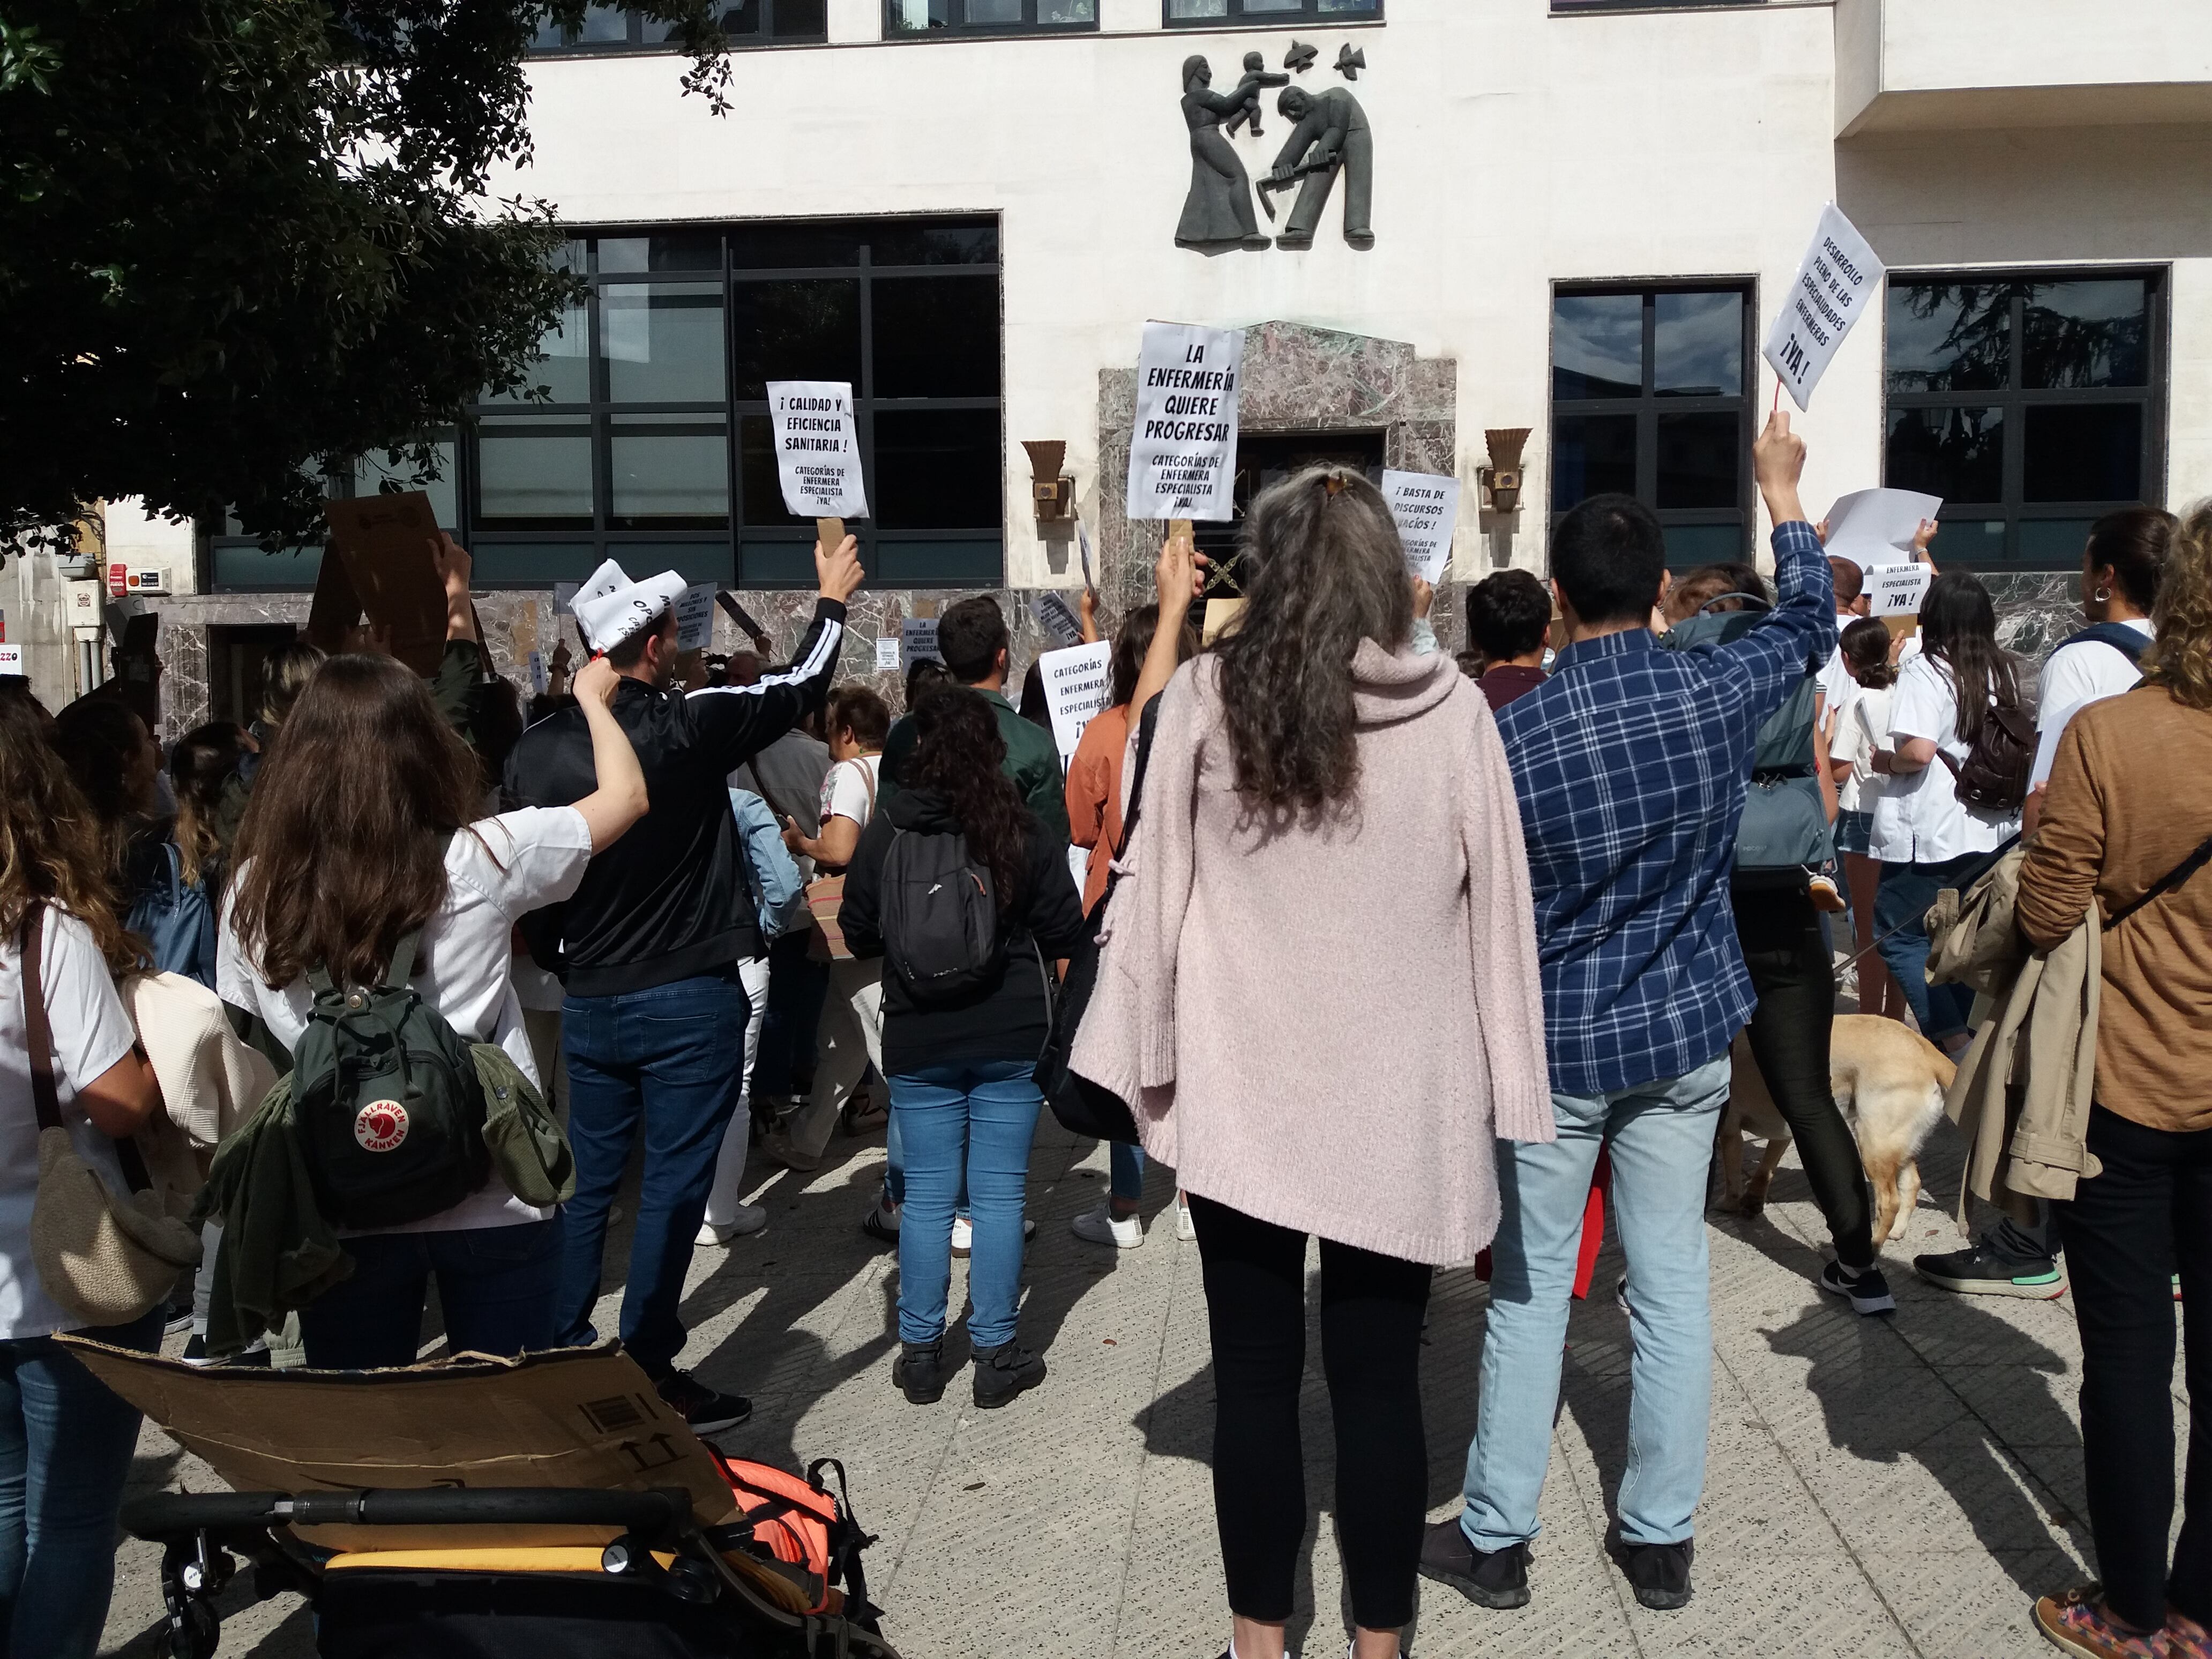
[890,1060,1043,1349]
[1461,1054,1730,1551]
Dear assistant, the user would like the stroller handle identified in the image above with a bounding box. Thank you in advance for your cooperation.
[124,1486,697,1541]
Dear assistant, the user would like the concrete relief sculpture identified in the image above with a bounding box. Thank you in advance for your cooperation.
[1175,57,1275,252]
[1175,49,1374,253]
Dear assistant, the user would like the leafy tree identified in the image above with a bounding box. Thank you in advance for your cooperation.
[0,0,726,558]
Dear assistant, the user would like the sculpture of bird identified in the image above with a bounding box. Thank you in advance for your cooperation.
[1335,44,1366,80]
[1283,40,1318,73]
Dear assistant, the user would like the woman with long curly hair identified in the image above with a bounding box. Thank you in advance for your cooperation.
[2017,503,2212,1659]
[218,652,647,1369]
[1072,468,1549,1659]
[0,692,168,1658]
[838,687,1085,1411]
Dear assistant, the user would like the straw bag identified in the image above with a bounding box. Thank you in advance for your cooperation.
[19,905,203,1327]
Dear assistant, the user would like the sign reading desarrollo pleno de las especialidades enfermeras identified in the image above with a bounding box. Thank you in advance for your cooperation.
[767,380,870,519]
[1126,322,1244,523]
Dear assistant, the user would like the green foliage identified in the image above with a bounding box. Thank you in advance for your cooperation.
[0,0,726,557]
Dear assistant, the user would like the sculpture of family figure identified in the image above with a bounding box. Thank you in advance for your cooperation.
[1175,56,1374,253]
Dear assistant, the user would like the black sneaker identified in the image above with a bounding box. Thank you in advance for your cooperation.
[1913,1243,2067,1300]
[656,1370,752,1434]
[861,1199,901,1248]
[893,1342,945,1405]
[1624,1538,1694,1610]
[1417,1515,1530,1610]
[163,1302,195,1336]
[1818,1259,1897,1316]
[971,1339,1046,1409]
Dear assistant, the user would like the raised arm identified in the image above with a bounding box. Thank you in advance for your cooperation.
[689,535,863,772]
[569,656,650,851]
[1721,412,1836,724]
[1129,531,1207,718]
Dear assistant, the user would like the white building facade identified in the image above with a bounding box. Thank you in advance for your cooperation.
[27,0,2212,727]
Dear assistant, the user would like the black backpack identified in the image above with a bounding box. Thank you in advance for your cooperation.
[878,824,1004,1004]
[2054,622,2149,667]
[290,930,494,1230]
[1940,701,2037,813]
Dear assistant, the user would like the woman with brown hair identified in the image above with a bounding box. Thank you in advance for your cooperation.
[218,652,648,1369]
[0,693,168,1656]
[2020,503,2212,1659]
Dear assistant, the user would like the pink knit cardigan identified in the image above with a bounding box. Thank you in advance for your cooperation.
[1071,644,1553,1266]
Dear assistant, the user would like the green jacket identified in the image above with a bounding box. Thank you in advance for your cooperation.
[881,687,1070,847]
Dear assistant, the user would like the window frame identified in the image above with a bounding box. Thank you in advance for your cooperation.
[528,0,828,57]
[1162,0,1382,28]
[1884,265,2169,573]
[1548,278,1758,567]
[883,0,1100,37]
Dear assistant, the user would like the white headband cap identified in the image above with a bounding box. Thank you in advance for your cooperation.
[572,558,688,655]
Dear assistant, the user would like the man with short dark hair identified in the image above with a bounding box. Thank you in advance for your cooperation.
[1466,569,1553,712]
[880,596,1070,843]
[1423,413,1838,1616]
[506,541,862,1433]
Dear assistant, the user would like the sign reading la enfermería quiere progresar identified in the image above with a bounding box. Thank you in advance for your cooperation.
[1126,322,1243,523]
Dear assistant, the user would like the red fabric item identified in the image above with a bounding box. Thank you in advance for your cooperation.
[1473,1147,1612,1301]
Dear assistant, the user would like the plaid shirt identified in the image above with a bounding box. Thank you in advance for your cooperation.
[1495,521,1836,1095]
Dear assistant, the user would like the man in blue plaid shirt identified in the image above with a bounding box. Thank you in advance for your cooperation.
[1424,412,1838,1617]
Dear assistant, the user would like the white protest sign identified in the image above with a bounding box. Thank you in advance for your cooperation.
[1382,470,1462,584]
[902,618,941,669]
[874,637,902,672]
[1823,489,1942,569]
[1033,592,1083,651]
[766,381,869,519]
[1039,640,1114,768]
[1764,205,1885,412]
[527,650,548,695]
[674,584,717,653]
[0,644,21,677]
[1867,563,1933,618]
[1125,322,1243,523]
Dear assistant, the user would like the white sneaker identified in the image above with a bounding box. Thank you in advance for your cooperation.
[1175,1194,1197,1242]
[951,1215,973,1257]
[1071,1204,1145,1250]
[696,1204,768,1246]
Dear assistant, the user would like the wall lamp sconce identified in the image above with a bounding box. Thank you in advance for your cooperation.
[1022,441,1076,525]
[1480,428,1532,515]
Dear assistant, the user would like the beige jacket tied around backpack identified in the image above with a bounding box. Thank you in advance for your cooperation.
[118,970,279,1214]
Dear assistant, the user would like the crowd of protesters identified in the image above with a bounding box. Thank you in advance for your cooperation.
[2,412,2207,1659]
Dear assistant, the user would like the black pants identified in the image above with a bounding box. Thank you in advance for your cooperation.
[1190,1195,1433,1631]
[1731,880,1876,1267]
[2055,1106,2212,1631]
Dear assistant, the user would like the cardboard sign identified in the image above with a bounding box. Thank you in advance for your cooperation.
[902,617,942,668]
[1125,322,1243,524]
[874,636,902,672]
[1823,489,1942,569]
[551,581,579,616]
[312,492,449,677]
[1033,592,1084,651]
[674,584,716,653]
[1038,640,1114,768]
[61,1339,739,1552]
[1867,563,1934,618]
[766,382,868,519]
[1202,597,1246,647]
[1763,205,1885,412]
[1382,470,1462,584]
[0,644,21,677]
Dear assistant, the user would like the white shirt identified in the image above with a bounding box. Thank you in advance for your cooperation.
[1818,637,1857,733]
[819,754,882,833]
[0,909,139,1339]
[218,806,593,1234]
[1872,655,2022,864]
[2030,619,2153,788]
[1830,683,1893,817]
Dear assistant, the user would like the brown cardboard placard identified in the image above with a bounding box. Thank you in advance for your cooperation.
[62,1339,737,1552]
[1202,597,1247,646]
[814,517,845,559]
[319,492,449,677]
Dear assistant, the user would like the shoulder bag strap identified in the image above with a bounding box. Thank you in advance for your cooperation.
[2104,831,2212,932]
[20,902,156,1192]
[1110,696,1167,863]
[859,757,878,816]
[744,759,798,827]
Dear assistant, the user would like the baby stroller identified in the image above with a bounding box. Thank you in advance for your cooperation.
[124,1456,899,1659]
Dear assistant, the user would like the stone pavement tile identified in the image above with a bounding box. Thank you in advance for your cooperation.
[1931,1359,2083,1447]
[1621,1549,1919,1659]
[1785,1425,2083,1563]
[1860,1546,2088,1659]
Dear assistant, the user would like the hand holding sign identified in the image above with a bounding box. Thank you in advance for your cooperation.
[1753,409,1809,529]
[815,533,864,605]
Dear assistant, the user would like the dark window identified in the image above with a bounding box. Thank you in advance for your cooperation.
[1550,282,1753,565]
[530,0,826,53]
[427,219,1004,589]
[1885,272,2164,570]
[887,0,1097,34]
[1164,0,1378,23]
[1550,1,1761,12]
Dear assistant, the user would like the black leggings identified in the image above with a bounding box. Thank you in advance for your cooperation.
[1190,1195,1433,1631]
[2056,1107,2212,1632]
[1731,881,1876,1267]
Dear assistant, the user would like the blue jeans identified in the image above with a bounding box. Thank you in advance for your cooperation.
[1461,1055,1730,1551]
[0,1306,161,1658]
[1874,855,1982,1040]
[558,972,751,1378]
[890,1060,1043,1349]
[752,931,832,1100]
[300,1219,563,1369]
[1110,1141,1145,1205]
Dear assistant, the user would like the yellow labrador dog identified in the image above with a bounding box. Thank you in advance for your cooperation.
[1717,1015,1957,1247]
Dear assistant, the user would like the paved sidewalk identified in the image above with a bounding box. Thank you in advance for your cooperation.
[102,1112,2164,1658]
